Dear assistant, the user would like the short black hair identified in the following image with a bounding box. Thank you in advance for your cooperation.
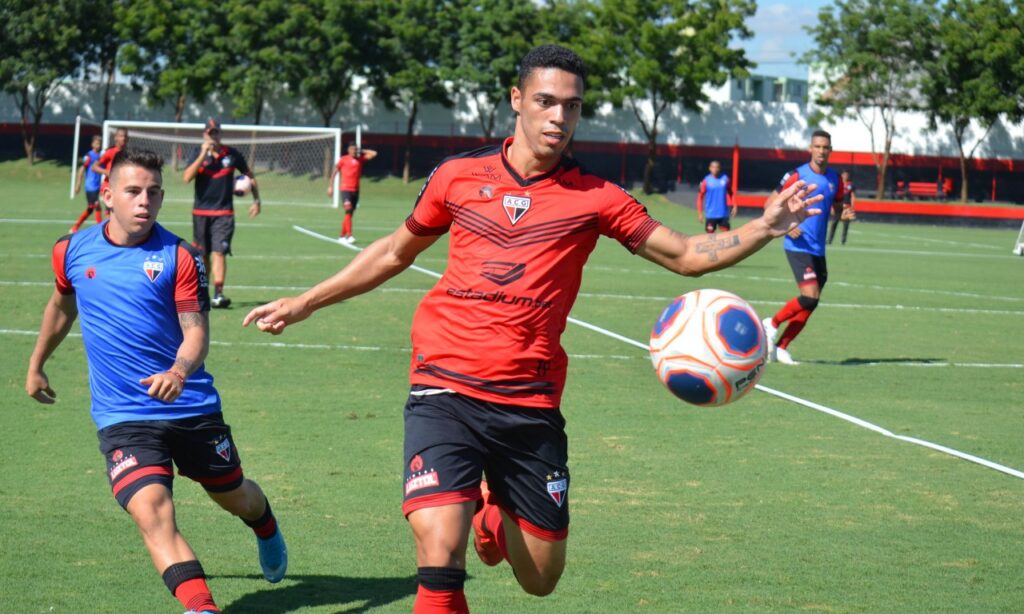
[518,44,587,90]
[811,129,832,141]
[109,148,164,183]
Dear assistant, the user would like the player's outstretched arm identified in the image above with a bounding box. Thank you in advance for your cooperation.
[25,290,79,404]
[637,180,823,277]
[248,175,261,218]
[243,224,440,335]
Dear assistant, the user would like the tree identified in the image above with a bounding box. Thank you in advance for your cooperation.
[223,0,297,124]
[283,0,373,128]
[441,0,541,140]
[922,0,1024,202]
[117,0,230,122]
[371,0,455,183]
[588,0,755,194]
[804,0,936,198]
[0,0,88,163]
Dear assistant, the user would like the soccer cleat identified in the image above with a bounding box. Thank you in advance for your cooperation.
[257,528,288,583]
[211,294,231,309]
[472,482,503,567]
[762,317,778,358]
[774,347,798,365]
[337,236,347,244]
[345,236,356,244]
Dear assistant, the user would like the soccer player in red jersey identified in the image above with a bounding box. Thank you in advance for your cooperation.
[328,142,378,244]
[243,45,822,613]
[26,148,286,613]
[91,127,129,217]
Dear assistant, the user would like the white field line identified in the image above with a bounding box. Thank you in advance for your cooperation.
[288,225,1024,480]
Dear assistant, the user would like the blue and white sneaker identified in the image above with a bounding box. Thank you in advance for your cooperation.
[257,528,288,583]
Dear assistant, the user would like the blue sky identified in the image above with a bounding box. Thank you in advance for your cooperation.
[740,0,833,80]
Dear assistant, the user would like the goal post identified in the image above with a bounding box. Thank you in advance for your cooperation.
[70,115,103,199]
[1014,220,1024,256]
[100,120,343,209]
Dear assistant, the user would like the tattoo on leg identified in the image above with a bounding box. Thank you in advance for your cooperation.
[695,235,740,262]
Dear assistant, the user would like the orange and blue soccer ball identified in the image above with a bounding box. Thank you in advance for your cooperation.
[649,289,767,406]
[233,175,252,197]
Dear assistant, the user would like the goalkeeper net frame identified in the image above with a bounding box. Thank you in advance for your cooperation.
[91,119,343,208]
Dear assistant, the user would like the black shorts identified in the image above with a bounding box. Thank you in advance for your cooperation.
[786,250,828,289]
[402,387,570,541]
[341,191,360,212]
[705,217,731,232]
[85,190,100,207]
[97,413,245,509]
[193,214,235,255]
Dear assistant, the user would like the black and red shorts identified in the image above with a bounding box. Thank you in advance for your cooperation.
[341,191,360,212]
[402,387,570,541]
[786,250,828,289]
[85,190,100,207]
[97,413,245,509]
[704,217,731,233]
[192,214,235,255]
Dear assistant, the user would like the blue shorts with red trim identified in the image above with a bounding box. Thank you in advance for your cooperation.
[402,387,570,541]
[97,413,244,509]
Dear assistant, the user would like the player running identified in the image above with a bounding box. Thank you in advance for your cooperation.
[696,160,737,233]
[327,142,378,244]
[26,148,286,614]
[243,45,821,613]
[70,134,104,232]
[91,127,129,217]
[183,118,262,309]
[762,130,844,365]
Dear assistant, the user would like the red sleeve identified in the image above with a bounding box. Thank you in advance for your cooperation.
[98,148,115,169]
[405,163,454,236]
[600,185,662,254]
[174,243,210,313]
[51,237,73,295]
[775,170,800,194]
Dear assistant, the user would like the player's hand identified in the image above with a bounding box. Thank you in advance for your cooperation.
[25,369,57,404]
[248,201,261,218]
[697,213,704,223]
[200,138,213,157]
[327,186,334,197]
[140,371,184,403]
[242,297,312,335]
[762,180,822,237]
[787,227,802,239]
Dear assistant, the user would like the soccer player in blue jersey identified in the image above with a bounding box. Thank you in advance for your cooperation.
[696,160,736,233]
[71,135,104,232]
[25,148,286,614]
[762,130,845,364]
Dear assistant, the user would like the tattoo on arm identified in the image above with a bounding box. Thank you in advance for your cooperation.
[178,311,206,330]
[694,234,741,263]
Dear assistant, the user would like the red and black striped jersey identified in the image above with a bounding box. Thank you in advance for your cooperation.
[405,137,661,408]
[192,145,250,215]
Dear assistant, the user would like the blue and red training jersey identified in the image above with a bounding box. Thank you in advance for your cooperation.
[776,162,843,256]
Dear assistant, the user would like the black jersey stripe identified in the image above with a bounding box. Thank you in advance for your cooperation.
[415,363,557,396]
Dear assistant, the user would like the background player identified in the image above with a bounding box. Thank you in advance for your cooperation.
[327,142,377,244]
[696,160,736,233]
[183,118,262,308]
[70,134,104,232]
[25,148,286,614]
[91,126,129,217]
[828,169,856,245]
[242,45,821,613]
[762,130,844,365]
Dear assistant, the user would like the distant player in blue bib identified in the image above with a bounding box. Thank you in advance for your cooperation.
[71,135,104,232]
[696,160,736,233]
[761,130,844,365]
[25,148,286,613]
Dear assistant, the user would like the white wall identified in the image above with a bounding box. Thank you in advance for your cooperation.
[4,79,1021,159]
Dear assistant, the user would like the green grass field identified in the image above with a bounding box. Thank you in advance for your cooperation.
[2,159,1023,613]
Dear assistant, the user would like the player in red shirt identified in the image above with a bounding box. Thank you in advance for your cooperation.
[243,45,822,613]
[91,127,129,217]
[327,143,378,243]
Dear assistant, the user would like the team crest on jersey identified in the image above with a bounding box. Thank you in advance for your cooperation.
[503,194,531,225]
[545,471,568,508]
[215,437,232,461]
[143,255,165,282]
[222,155,233,169]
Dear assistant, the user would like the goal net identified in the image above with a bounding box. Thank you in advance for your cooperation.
[97,120,342,208]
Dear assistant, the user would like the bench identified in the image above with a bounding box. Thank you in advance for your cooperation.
[905,181,939,199]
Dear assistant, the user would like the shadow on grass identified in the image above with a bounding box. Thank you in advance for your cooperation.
[219,573,416,613]
[803,357,948,366]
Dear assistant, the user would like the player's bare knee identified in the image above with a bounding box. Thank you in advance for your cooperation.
[518,569,563,597]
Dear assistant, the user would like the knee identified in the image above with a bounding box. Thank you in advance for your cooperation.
[797,295,819,312]
[519,568,563,597]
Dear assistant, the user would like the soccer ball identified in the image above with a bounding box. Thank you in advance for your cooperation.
[649,289,767,406]
[233,175,252,196]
